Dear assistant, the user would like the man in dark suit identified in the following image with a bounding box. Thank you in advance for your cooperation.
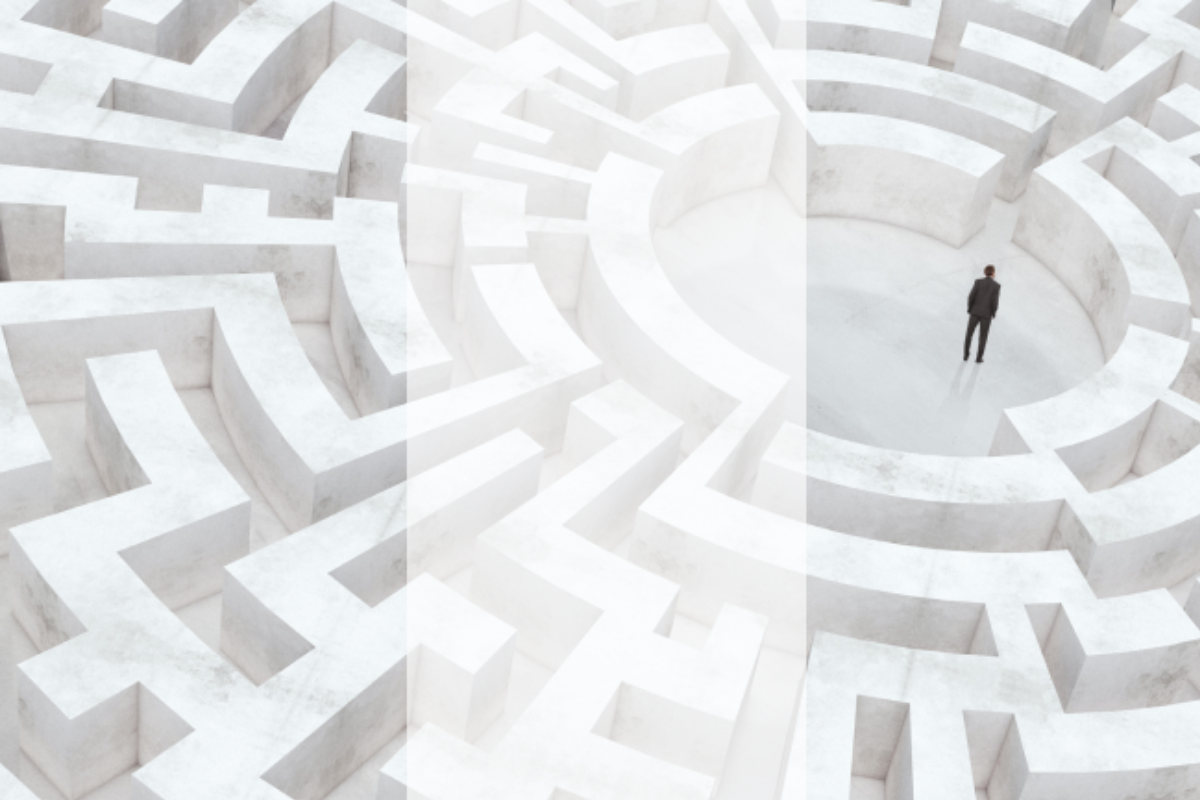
[964,265,1000,363]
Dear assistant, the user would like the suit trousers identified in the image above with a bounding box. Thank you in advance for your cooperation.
[964,314,992,359]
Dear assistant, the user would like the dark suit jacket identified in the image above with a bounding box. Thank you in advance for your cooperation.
[968,277,1000,318]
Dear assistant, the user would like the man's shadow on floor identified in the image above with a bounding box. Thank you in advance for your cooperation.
[936,361,983,445]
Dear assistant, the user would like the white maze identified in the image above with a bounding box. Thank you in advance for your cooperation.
[2,0,1200,798]
[807,1,1200,799]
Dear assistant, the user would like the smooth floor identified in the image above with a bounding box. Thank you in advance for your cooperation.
[654,181,1106,455]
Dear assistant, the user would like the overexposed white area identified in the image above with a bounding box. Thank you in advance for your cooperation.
[654,180,805,421]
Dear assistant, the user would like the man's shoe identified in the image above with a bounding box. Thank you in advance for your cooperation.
[963,353,969,361]
[976,358,984,363]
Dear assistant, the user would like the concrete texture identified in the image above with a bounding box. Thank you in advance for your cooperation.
[10,0,1200,799]
[808,199,1105,455]
[796,2,1200,799]
[0,0,801,798]
[657,182,1106,456]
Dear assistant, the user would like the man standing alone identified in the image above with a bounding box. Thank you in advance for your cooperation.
[964,265,1000,363]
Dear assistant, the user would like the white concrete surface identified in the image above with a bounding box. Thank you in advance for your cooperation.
[0,0,805,797]
[657,181,1104,455]
[10,0,1200,799]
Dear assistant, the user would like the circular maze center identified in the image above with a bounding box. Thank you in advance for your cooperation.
[656,184,1107,455]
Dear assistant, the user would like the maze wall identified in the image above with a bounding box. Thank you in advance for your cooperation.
[6,0,1200,797]
[0,0,800,797]
[807,0,1200,798]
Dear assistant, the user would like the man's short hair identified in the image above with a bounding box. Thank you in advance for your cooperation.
[984,265,995,277]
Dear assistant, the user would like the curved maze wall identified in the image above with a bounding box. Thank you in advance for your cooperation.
[2,0,1200,797]
[807,0,1200,798]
